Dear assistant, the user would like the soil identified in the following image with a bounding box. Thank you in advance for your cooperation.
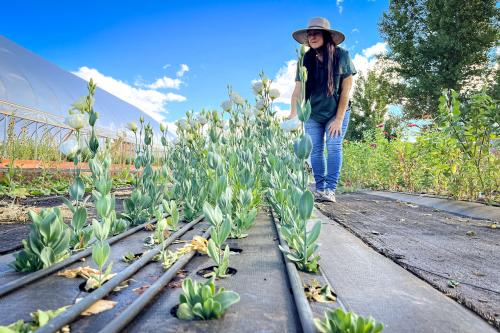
[316,192,500,329]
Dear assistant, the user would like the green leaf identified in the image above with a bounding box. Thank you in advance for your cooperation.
[96,196,111,218]
[219,219,231,244]
[214,291,240,310]
[307,221,321,245]
[299,190,314,220]
[69,177,85,201]
[71,207,87,232]
[293,134,312,160]
[61,197,76,214]
[40,247,55,268]
[192,303,205,319]
[207,239,220,265]
[177,303,194,320]
[92,242,110,269]
[202,202,223,226]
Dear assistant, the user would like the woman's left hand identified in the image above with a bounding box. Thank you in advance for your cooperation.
[328,118,344,138]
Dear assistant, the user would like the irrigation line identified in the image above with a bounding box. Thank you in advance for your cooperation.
[269,207,316,333]
[100,228,212,333]
[0,220,155,297]
[402,263,500,295]
[37,215,204,333]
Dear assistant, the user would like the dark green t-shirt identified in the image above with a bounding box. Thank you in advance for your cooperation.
[295,47,357,123]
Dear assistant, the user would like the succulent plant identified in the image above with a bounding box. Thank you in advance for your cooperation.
[315,308,384,333]
[11,208,71,272]
[177,278,240,320]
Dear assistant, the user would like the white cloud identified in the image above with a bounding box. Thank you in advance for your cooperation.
[352,28,359,33]
[73,66,186,123]
[269,59,298,105]
[176,64,189,77]
[162,64,171,69]
[336,0,344,13]
[146,76,183,89]
[363,42,387,58]
[352,42,387,75]
[165,92,187,102]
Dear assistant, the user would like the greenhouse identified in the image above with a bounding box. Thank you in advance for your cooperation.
[0,2,499,333]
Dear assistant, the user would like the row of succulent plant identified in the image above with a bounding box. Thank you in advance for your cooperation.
[258,47,322,274]
[251,48,384,331]
[11,80,167,273]
[12,81,102,271]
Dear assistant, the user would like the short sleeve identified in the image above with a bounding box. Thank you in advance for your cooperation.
[339,49,357,79]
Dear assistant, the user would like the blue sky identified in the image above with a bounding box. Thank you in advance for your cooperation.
[1,0,389,126]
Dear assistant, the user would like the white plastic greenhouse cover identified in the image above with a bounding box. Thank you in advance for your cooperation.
[0,35,171,141]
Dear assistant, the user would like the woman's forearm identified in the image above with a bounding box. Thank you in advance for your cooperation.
[335,75,353,121]
[336,91,349,121]
[290,94,298,118]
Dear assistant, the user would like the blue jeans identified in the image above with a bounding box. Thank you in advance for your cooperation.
[305,110,350,192]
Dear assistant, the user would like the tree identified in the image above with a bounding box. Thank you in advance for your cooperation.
[346,68,392,141]
[379,0,499,118]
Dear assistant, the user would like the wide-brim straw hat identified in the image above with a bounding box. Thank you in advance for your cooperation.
[292,17,345,45]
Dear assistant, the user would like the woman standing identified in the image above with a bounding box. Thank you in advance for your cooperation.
[289,17,357,202]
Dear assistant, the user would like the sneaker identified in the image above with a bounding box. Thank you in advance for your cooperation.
[313,190,325,202]
[321,189,336,203]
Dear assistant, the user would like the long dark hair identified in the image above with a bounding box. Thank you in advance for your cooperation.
[303,31,337,100]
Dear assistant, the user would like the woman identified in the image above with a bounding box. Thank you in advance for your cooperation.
[288,17,356,203]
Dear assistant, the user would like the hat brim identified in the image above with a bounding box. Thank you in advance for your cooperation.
[292,28,345,46]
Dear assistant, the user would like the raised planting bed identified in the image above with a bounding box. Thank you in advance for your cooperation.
[0,209,314,332]
[316,192,499,331]
[0,215,207,329]
[121,209,301,333]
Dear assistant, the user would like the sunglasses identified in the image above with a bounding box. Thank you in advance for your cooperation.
[306,30,322,38]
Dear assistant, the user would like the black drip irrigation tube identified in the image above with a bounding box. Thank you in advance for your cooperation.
[268,206,316,333]
[36,214,204,333]
[99,228,212,333]
[0,220,156,297]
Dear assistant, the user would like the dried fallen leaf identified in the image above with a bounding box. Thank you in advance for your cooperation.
[176,270,187,278]
[57,266,100,279]
[85,273,117,290]
[113,279,131,292]
[132,285,150,295]
[144,223,155,231]
[122,251,141,263]
[447,280,460,288]
[190,236,208,254]
[167,279,183,288]
[490,224,497,229]
[303,279,336,303]
[466,231,476,237]
[77,299,117,316]
[167,270,188,289]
